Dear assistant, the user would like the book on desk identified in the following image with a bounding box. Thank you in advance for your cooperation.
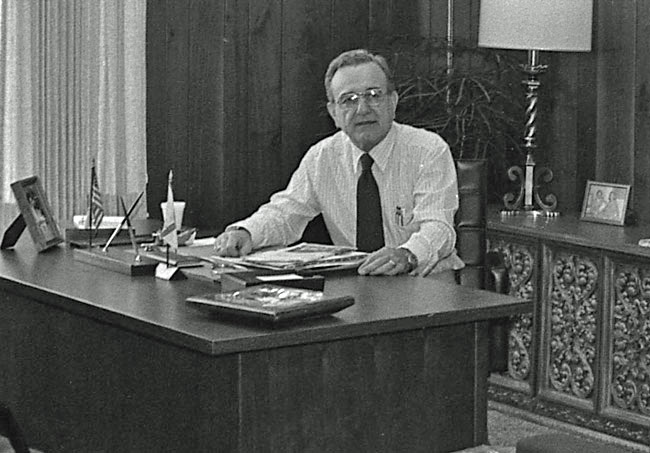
[186,284,354,325]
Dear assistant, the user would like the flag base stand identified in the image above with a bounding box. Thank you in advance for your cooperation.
[73,247,158,276]
[155,263,185,281]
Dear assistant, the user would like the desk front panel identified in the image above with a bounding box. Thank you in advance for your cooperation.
[1,288,489,453]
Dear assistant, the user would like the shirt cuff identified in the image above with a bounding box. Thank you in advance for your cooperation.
[227,221,261,248]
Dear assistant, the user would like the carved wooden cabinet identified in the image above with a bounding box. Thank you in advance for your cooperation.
[540,244,599,411]
[487,232,537,394]
[487,208,650,433]
[605,257,650,425]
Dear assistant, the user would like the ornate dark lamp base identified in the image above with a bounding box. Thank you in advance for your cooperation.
[501,157,560,218]
[501,49,560,217]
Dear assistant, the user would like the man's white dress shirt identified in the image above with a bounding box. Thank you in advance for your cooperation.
[230,122,464,274]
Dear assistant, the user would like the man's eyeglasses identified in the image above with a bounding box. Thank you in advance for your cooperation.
[335,88,386,111]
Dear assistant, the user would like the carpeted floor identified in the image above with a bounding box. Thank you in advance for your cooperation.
[454,401,650,453]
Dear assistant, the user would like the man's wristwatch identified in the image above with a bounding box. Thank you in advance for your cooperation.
[398,247,418,272]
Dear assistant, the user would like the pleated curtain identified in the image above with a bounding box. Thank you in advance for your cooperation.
[0,0,147,232]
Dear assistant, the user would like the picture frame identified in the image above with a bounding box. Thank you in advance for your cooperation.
[580,180,631,226]
[11,176,64,251]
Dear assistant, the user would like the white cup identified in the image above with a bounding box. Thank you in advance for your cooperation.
[160,201,186,230]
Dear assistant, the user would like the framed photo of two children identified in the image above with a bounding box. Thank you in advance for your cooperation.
[580,180,630,226]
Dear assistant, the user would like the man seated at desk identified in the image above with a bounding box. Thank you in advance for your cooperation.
[213,48,463,278]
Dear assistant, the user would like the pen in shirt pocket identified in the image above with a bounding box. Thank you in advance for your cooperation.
[395,206,404,226]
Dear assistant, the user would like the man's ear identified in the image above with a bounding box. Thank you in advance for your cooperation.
[389,90,399,112]
[326,102,340,129]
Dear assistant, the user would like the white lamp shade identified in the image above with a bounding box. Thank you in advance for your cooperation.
[478,0,593,52]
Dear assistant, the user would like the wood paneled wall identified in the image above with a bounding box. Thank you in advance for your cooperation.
[146,0,650,229]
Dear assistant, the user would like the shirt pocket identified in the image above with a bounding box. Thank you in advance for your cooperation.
[393,201,415,229]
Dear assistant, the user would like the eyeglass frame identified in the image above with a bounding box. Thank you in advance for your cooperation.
[332,88,389,111]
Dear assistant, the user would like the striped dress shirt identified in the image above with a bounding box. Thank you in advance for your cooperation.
[230,122,464,275]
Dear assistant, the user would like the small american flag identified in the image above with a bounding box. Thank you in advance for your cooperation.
[86,163,104,230]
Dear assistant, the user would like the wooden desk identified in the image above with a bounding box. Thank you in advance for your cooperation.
[0,242,528,453]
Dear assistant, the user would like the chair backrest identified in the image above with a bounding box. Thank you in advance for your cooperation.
[454,159,510,372]
[454,159,487,288]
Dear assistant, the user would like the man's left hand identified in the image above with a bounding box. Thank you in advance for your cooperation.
[357,247,415,276]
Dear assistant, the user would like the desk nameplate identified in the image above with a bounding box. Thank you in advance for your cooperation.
[73,247,158,276]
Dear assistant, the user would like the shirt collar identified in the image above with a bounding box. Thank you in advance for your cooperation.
[348,122,397,173]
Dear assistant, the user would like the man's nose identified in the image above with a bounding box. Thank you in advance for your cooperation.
[355,97,372,113]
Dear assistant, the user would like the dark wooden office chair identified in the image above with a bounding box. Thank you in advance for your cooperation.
[454,159,487,288]
[0,403,30,453]
[454,159,509,372]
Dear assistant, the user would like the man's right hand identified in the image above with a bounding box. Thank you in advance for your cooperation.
[213,228,253,257]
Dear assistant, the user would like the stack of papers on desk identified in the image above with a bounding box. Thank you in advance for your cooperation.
[220,243,368,272]
[177,241,367,273]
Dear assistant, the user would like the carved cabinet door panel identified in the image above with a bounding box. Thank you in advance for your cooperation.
[487,233,537,394]
[601,257,650,427]
[539,244,600,412]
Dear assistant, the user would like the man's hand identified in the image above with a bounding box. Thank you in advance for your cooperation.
[213,228,253,257]
[357,247,417,276]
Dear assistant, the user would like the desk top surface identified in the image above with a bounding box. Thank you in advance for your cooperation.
[0,240,528,356]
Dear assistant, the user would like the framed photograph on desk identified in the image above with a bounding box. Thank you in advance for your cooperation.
[11,176,63,251]
[580,180,630,226]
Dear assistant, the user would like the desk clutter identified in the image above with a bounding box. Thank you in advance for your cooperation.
[70,236,357,325]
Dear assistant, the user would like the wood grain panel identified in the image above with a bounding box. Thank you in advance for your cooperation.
[633,2,650,224]
[595,1,636,185]
[238,324,486,452]
[574,50,599,214]
[146,0,650,230]
[186,0,225,228]
[0,291,239,453]
[369,0,432,46]
[330,0,370,55]
[546,53,581,212]
[145,0,168,218]
[281,0,332,185]
[246,0,283,214]
[428,0,448,42]
[162,0,191,202]
[220,0,253,227]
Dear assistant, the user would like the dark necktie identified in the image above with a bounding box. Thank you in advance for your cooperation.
[356,153,384,252]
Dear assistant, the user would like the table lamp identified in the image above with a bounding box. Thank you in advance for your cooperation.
[478,0,593,215]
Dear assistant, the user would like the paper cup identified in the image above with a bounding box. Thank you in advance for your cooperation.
[160,201,186,229]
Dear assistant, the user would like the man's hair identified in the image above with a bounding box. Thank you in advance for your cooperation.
[324,49,395,102]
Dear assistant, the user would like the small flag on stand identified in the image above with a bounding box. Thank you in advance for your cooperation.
[160,170,178,250]
[86,161,104,231]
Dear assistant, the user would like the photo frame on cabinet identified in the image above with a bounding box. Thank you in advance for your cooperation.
[580,180,630,226]
[11,176,64,251]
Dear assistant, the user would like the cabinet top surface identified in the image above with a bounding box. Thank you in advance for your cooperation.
[488,206,650,257]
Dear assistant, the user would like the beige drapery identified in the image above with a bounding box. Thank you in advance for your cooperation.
[0,0,147,232]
